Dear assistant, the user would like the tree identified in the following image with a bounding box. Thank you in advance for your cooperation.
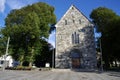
[90,7,120,69]
[107,17,120,66]
[90,7,117,33]
[2,2,56,67]
[0,35,6,56]
[34,41,54,67]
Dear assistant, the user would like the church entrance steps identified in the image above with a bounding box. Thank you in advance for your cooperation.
[52,68,98,72]
[71,69,97,72]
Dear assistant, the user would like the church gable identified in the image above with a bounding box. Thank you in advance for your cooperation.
[55,5,94,49]
[55,5,93,28]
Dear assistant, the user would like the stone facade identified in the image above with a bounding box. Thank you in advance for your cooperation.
[55,5,97,70]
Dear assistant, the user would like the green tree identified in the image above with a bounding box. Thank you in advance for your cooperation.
[107,17,120,67]
[2,2,56,67]
[34,41,54,67]
[90,7,120,69]
[0,35,6,56]
[90,7,117,33]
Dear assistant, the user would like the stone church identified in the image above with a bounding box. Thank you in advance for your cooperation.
[55,5,97,70]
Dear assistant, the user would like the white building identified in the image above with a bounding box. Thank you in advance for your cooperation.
[0,55,13,67]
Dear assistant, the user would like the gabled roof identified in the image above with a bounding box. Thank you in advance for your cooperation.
[55,5,93,27]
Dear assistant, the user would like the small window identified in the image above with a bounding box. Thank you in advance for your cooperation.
[79,19,81,24]
[65,20,67,25]
[73,20,75,23]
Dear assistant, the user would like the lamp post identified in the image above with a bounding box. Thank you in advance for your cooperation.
[3,37,10,71]
[52,47,54,68]
[99,37,103,72]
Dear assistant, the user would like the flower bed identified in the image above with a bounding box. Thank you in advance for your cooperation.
[5,66,32,70]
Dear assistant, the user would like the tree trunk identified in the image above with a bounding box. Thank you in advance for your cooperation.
[29,62,32,67]
[20,61,23,66]
[20,55,24,66]
[104,58,110,69]
[115,60,117,67]
[29,47,34,67]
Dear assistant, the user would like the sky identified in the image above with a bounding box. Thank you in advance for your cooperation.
[0,0,120,47]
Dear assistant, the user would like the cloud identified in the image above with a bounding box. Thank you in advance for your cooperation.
[24,0,39,4]
[6,0,26,9]
[0,0,6,12]
[6,0,40,10]
[0,0,40,13]
[48,31,55,48]
[49,40,55,48]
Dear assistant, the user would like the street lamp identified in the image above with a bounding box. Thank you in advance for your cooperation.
[52,47,54,68]
[3,37,10,71]
[99,37,103,72]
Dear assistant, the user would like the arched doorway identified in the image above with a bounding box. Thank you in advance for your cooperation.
[70,49,82,69]
[72,57,80,68]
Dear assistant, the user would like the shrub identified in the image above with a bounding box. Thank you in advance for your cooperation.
[5,66,32,70]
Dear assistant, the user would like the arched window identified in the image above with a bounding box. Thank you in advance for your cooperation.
[65,20,67,25]
[72,32,79,44]
[72,34,74,44]
[76,34,79,43]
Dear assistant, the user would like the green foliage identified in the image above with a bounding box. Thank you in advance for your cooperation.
[90,7,120,69]
[1,2,56,66]
[106,17,120,60]
[34,40,54,67]
[90,7,118,32]
[0,35,7,56]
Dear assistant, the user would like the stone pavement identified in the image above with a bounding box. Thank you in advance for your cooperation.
[0,69,120,80]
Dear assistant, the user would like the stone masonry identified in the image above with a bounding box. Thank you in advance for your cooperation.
[55,5,97,70]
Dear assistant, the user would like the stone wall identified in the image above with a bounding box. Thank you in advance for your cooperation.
[55,5,97,69]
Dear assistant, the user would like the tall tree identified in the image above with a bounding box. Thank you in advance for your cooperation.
[2,2,56,67]
[107,17,120,66]
[90,7,120,69]
[34,41,54,67]
[0,34,7,56]
[90,7,117,33]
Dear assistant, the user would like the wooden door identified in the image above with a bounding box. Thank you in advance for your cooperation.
[72,58,80,68]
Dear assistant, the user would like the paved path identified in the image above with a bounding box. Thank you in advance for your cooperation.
[0,70,120,80]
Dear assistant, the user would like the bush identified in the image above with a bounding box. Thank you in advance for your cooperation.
[5,66,32,70]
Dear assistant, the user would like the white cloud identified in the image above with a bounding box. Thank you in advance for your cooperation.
[0,0,6,12]
[6,0,26,9]
[25,0,39,4]
[0,0,39,13]
[49,40,55,48]
[48,31,55,48]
